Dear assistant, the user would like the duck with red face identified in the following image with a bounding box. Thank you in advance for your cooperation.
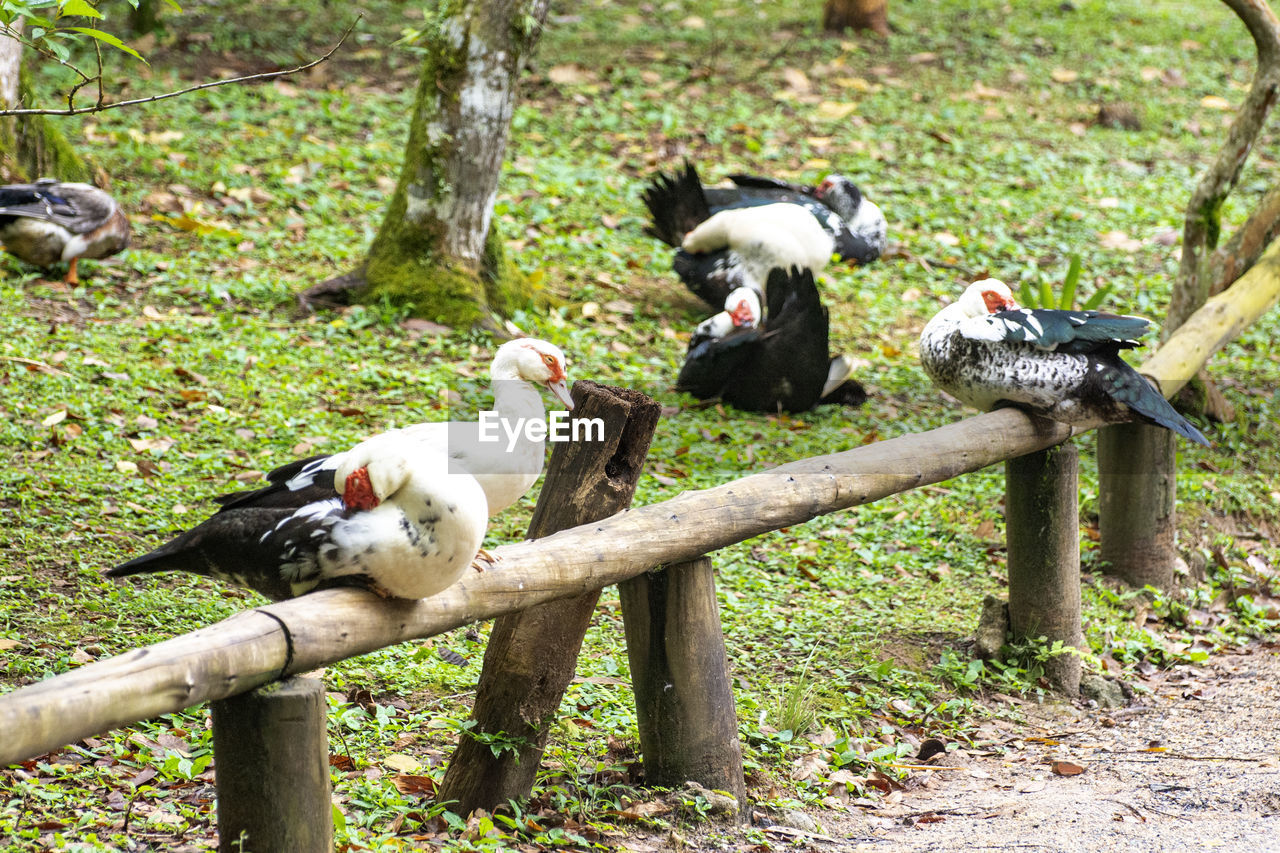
[919,279,1208,445]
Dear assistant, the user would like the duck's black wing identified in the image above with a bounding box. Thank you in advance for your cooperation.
[973,308,1151,353]
[210,453,339,512]
[721,267,830,413]
[676,326,763,401]
[0,181,76,224]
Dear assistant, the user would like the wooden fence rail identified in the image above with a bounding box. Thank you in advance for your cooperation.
[0,407,1072,767]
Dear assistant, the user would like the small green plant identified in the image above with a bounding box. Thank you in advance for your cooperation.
[774,677,819,738]
[1018,255,1115,311]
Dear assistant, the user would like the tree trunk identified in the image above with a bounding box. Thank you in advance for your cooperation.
[1102,0,1280,585]
[437,381,662,815]
[822,0,890,36]
[349,0,550,327]
[0,25,93,183]
[1167,0,1280,333]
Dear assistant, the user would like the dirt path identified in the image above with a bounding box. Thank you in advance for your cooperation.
[633,645,1280,852]
[838,645,1280,851]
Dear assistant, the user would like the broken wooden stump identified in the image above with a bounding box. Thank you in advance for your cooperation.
[437,380,661,815]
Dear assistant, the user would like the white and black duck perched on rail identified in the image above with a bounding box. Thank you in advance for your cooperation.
[642,161,887,310]
[0,179,130,283]
[205,338,574,520]
[677,266,866,413]
[918,279,1209,445]
[106,338,575,600]
[106,433,489,601]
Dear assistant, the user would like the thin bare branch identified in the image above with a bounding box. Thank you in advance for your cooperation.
[0,17,359,117]
[1167,0,1280,336]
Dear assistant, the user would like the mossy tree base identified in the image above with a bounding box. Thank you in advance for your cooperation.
[0,68,94,184]
[360,222,540,328]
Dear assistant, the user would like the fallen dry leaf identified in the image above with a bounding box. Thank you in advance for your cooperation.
[1099,230,1142,252]
[1051,760,1086,776]
[392,773,437,796]
[781,67,811,93]
[384,753,421,773]
[816,100,858,120]
[128,437,175,454]
[548,64,591,85]
[616,800,672,820]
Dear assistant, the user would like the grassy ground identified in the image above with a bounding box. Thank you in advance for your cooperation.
[2,0,1279,849]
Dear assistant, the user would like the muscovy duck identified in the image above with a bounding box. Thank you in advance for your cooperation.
[210,338,574,518]
[106,433,489,601]
[676,266,865,413]
[690,286,762,346]
[642,162,887,310]
[918,279,1209,445]
[0,179,130,283]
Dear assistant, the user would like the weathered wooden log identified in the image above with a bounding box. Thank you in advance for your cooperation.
[620,557,746,815]
[1097,423,1177,590]
[210,677,330,853]
[1005,444,1083,695]
[0,407,1076,768]
[438,381,662,814]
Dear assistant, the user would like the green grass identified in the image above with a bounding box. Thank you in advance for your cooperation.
[2,0,1279,849]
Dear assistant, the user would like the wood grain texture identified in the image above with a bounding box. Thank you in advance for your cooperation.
[1098,422,1178,591]
[211,677,331,853]
[1006,444,1083,696]
[620,557,746,813]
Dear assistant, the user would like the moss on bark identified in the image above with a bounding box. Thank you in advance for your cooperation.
[0,68,94,183]
[353,0,547,328]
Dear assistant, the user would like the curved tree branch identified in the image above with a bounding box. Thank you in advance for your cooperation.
[0,18,357,117]
[1167,0,1280,337]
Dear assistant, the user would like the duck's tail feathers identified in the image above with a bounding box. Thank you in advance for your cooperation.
[104,550,178,578]
[642,161,711,247]
[1103,364,1211,446]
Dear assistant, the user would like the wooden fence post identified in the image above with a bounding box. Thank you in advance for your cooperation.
[1005,443,1083,695]
[210,676,331,853]
[619,557,746,816]
[437,381,661,816]
[1097,423,1177,591]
